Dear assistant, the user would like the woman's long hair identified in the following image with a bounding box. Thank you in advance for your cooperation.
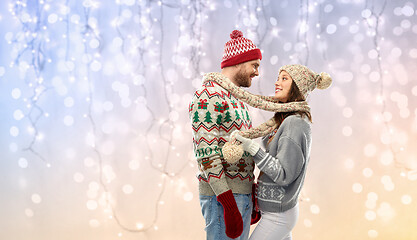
[273,81,312,130]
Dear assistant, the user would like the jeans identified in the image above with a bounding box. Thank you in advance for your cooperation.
[249,203,299,240]
[199,193,252,240]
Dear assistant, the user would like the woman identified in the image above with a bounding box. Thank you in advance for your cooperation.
[232,64,332,240]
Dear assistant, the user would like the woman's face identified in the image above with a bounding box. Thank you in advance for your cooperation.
[274,71,293,102]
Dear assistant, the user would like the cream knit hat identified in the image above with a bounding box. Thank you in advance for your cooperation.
[279,64,332,99]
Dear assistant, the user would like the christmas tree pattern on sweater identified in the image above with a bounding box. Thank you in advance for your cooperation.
[189,77,255,196]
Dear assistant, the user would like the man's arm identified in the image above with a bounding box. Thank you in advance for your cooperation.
[190,88,230,196]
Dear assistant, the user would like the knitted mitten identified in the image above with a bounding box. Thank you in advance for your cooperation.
[217,190,243,238]
[234,132,260,156]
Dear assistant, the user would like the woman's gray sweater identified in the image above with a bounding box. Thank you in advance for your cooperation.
[253,115,312,212]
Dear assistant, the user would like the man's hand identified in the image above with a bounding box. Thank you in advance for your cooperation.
[217,190,243,238]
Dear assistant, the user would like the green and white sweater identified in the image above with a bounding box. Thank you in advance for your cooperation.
[189,73,255,196]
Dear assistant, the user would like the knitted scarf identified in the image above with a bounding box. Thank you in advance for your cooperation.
[202,72,310,163]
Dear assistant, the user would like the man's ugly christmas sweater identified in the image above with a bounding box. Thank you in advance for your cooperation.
[189,73,255,196]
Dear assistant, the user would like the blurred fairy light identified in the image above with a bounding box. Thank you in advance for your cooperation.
[401,194,412,205]
[352,182,363,193]
[363,168,374,178]
[303,218,313,228]
[344,158,355,169]
[366,192,378,210]
[377,202,396,221]
[25,208,34,218]
[365,210,376,221]
[310,204,320,214]
[368,229,378,238]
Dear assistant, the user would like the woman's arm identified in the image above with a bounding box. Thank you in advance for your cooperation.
[233,116,311,186]
[253,136,306,186]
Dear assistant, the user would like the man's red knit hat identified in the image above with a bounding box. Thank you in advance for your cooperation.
[221,30,262,69]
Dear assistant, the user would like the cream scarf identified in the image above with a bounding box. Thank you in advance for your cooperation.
[202,72,310,163]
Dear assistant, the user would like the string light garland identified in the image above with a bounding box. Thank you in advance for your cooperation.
[363,0,416,174]
[81,0,212,234]
[3,1,417,239]
[296,0,310,65]
[316,1,329,62]
[9,0,51,166]
[357,0,416,237]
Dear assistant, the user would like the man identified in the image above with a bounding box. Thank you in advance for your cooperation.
[189,30,262,239]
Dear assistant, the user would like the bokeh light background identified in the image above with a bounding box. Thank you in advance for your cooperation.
[1,0,417,239]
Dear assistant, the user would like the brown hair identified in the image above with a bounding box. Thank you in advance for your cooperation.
[273,81,312,130]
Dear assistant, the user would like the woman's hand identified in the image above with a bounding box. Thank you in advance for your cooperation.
[233,130,260,156]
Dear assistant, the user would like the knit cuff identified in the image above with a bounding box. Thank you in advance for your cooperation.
[221,49,262,68]
[247,141,260,156]
[253,148,267,163]
[217,190,237,210]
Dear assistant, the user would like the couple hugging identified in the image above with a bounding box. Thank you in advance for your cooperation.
[189,30,331,240]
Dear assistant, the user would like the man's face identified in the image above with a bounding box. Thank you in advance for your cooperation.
[233,59,260,88]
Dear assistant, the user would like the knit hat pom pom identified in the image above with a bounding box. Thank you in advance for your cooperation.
[222,141,244,163]
[230,30,243,39]
[316,72,332,90]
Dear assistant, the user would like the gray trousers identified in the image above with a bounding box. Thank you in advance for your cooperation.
[249,203,299,240]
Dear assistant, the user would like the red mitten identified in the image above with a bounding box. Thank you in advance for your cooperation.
[251,210,261,225]
[251,183,261,225]
[217,190,243,239]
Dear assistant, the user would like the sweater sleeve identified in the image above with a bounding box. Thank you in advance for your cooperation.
[189,87,229,196]
[253,119,309,186]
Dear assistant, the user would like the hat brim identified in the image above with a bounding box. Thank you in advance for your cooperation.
[221,49,262,69]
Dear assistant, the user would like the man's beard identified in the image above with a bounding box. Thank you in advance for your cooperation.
[234,70,252,88]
